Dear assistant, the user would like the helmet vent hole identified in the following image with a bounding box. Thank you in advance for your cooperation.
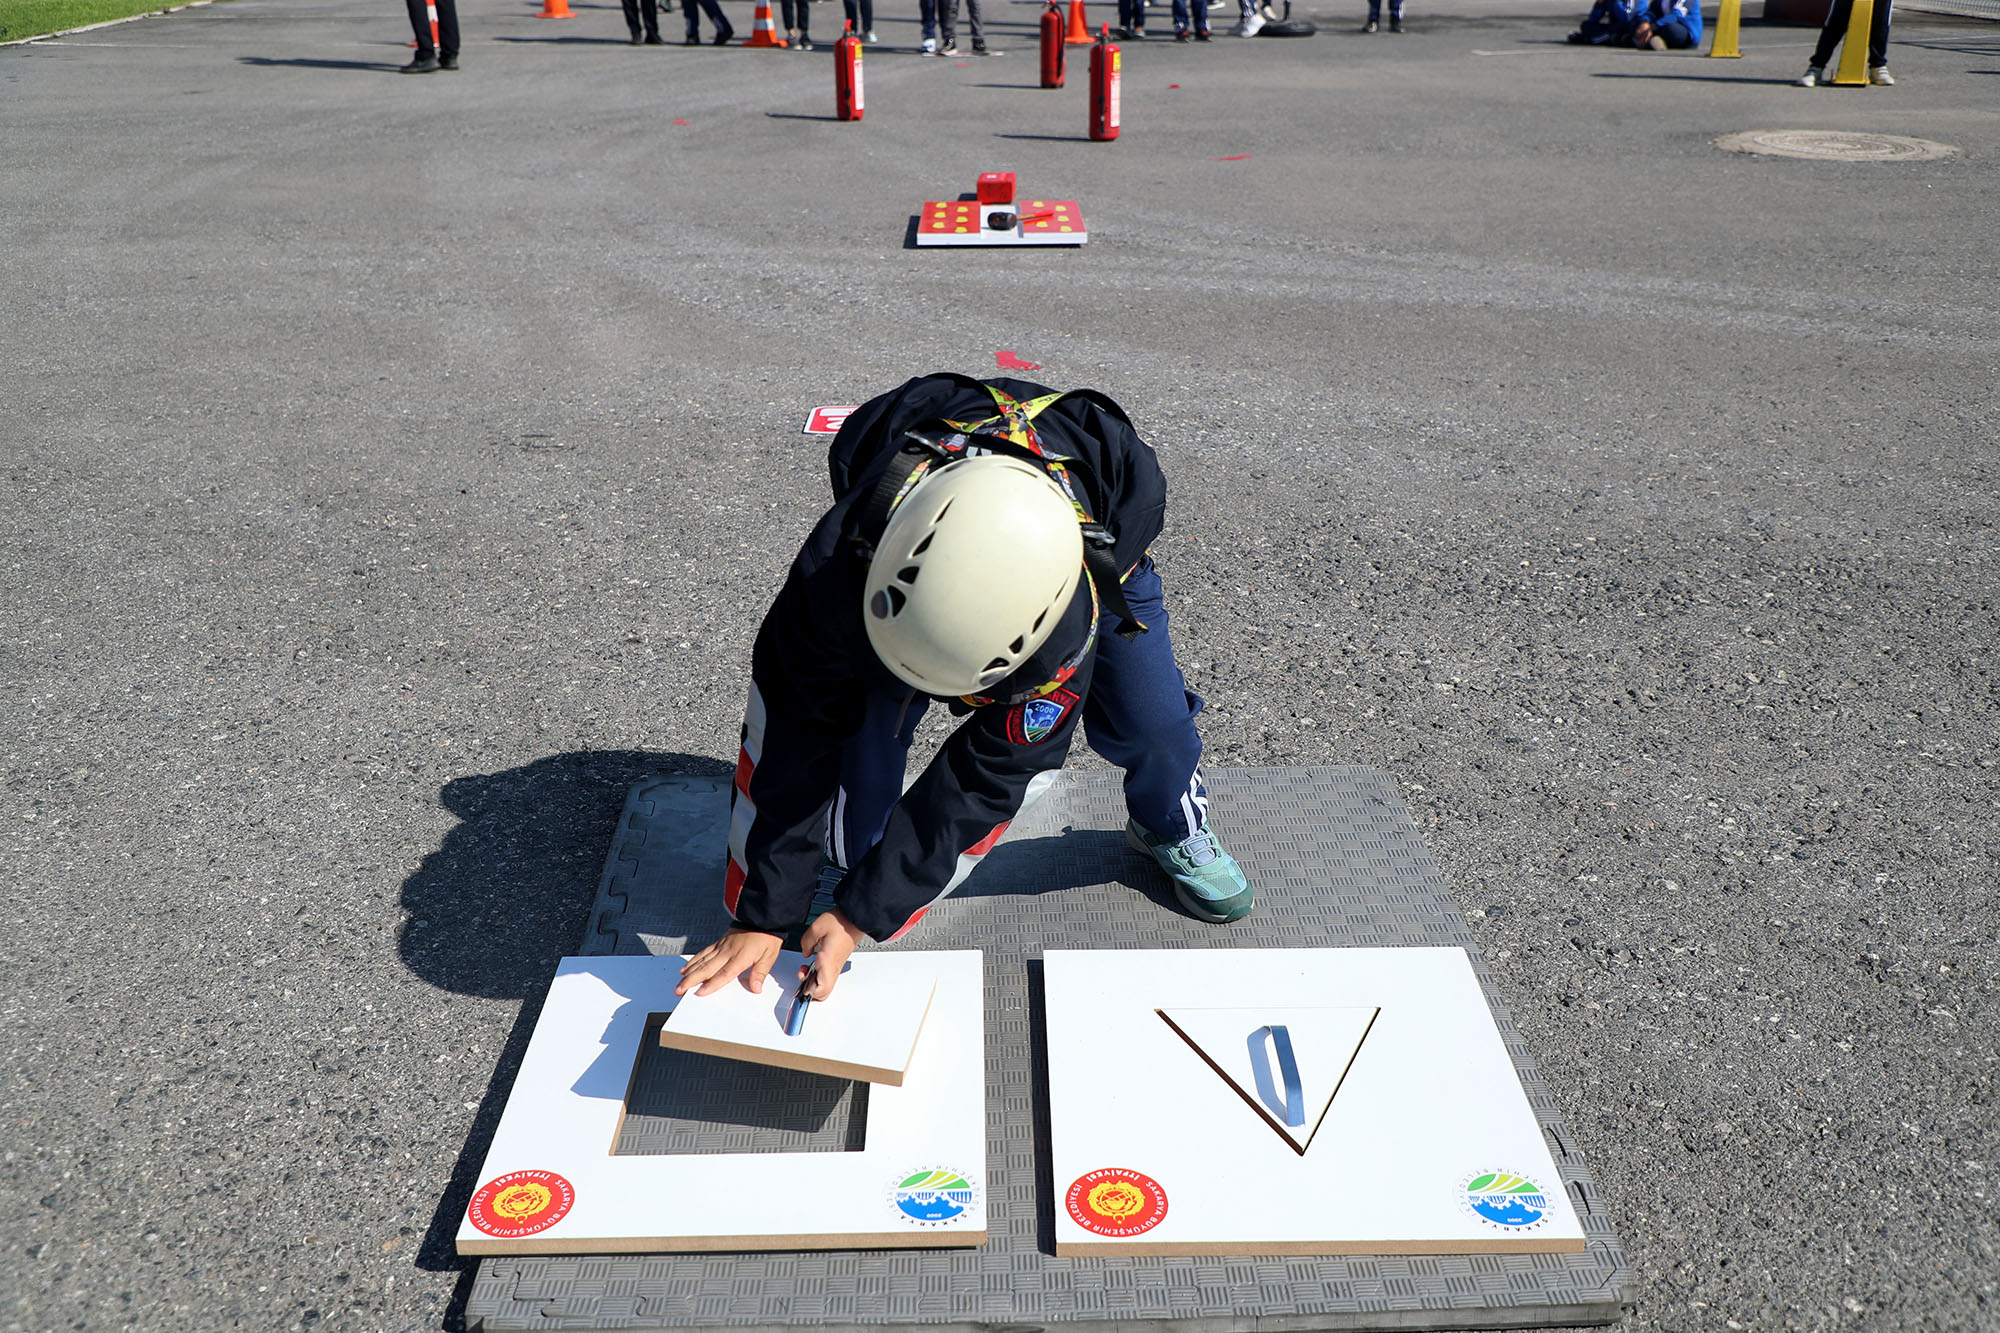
[1009,636,1025,653]
[1032,609,1048,632]
[911,533,934,555]
[896,565,921,585]
[871,586,907,619]
[935,499,954,522]
[983,656,1010,674]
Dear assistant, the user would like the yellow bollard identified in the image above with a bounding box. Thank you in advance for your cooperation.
[1707,0,1742,57]
[1830,0,1875,84]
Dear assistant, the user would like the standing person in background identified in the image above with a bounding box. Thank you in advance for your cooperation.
[1798,0,1894,84]
[401,0,459,70]
[1360,0,1403,31]
[1172,0,1211,40]
[782,0,816,48]
[1630,0,1699,47]
[934,0,989,54]
[623,0,665,42]
[841,0,878,43]
[1116,0,1149,39]
[683,0,734,44]
[919,0,940,50]
[1234,0,1263,33]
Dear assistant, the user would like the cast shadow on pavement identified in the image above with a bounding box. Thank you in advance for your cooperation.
[947,825,1172,910]
[401,749,731,1325]
[238,56,404,71]
[1590,69,1789,82]
[767,110,841,121]
[494,34,642,44]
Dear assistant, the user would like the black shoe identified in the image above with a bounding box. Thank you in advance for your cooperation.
[711,25,733,42]
[1194,28,1209,39]
[1389,15,1402,29]
[1174,26,1190,39]
[684,32,701,42]
[629,24,643,41]
[643,31,664,42]
[438,51,458,68]
[796,34,814,48]
[401,50,440,72]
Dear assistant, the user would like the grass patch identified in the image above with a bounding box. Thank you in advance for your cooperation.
[0,0,208,42]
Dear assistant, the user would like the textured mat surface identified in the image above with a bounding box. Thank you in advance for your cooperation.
[466,766,1632,1331]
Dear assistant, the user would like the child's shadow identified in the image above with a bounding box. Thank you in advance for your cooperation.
[950,826,1168,907]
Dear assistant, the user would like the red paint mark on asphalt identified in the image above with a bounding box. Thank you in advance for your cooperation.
[995,351,1043,372]
[673,119,689,125]
[1168,82,1179,88]
[1213,153,1253,161]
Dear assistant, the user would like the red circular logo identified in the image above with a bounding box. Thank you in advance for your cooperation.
[467,1170,576,1238]
[1065,1168,1168,1237]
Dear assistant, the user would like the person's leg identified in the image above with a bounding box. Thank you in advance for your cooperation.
[1655,15,1691,44]
[1082,559,1252,921]
[832,687,929,870]
[704,0,734,40]
[1118,0,1142,33]
[1080,560,1207,844]
[919,0,938,44]
[1809,0,1852,66]
[938,0,959,49]
[857,0,874,35]
[435,0,459,57]
[1868,0,1892,66]
[405,0,436,51]
[965,0,985,45]
[641,0,660,37]
[623,0,642,38]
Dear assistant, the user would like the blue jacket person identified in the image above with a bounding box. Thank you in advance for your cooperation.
[677,374,1253,1002]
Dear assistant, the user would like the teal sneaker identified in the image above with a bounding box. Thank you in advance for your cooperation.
[1125,819,1253,923]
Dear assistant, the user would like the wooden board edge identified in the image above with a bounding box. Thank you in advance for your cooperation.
[1053,1235,1589,1257]
[655,1029,907,1087]
[460,1228,987,1257]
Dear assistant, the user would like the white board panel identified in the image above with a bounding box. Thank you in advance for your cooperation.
[1044,948,1585,1256]
[658,949,937,1086]
[456,951,986,1255]
[1157,1006,1378,1154]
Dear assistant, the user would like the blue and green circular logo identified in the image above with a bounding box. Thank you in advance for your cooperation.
[1460,1170,1550,1229]
[890,1168,977,1225]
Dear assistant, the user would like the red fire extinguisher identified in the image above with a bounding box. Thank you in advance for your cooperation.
[835,21,864,122]
[1088,24,1119,141]
[1040,0,1065,89]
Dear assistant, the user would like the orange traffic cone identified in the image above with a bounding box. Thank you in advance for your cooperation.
[537,0,573,18]
[745,0,789,45]
[1064,0,1092,44]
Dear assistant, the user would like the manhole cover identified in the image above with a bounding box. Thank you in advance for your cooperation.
[1716,129,1958,161]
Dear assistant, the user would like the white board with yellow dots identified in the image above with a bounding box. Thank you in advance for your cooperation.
[916,198,1088,246]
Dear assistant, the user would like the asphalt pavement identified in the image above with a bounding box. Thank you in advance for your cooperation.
[2,0,1996,1329]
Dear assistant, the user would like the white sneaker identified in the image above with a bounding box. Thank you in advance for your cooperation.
[1236,12,1263,34]
[1869,65,1894,85]
[864,28,877,41]
[1796,64,1823,86]
[921,35,937,51]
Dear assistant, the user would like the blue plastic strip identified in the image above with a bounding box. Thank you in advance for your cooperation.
[1250,1024,1306,1126]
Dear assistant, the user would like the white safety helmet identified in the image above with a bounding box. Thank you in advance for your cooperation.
[863,454,1085,697]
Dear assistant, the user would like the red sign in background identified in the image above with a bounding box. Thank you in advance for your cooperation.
[803,405,859,435]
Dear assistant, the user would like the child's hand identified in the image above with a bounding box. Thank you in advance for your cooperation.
[798,910,868,999]
[676,927,784,997]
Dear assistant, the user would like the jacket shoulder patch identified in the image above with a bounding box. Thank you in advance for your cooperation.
[1006,688,1079,745]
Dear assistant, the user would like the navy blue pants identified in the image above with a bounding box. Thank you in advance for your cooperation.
[829,556,1210,868]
